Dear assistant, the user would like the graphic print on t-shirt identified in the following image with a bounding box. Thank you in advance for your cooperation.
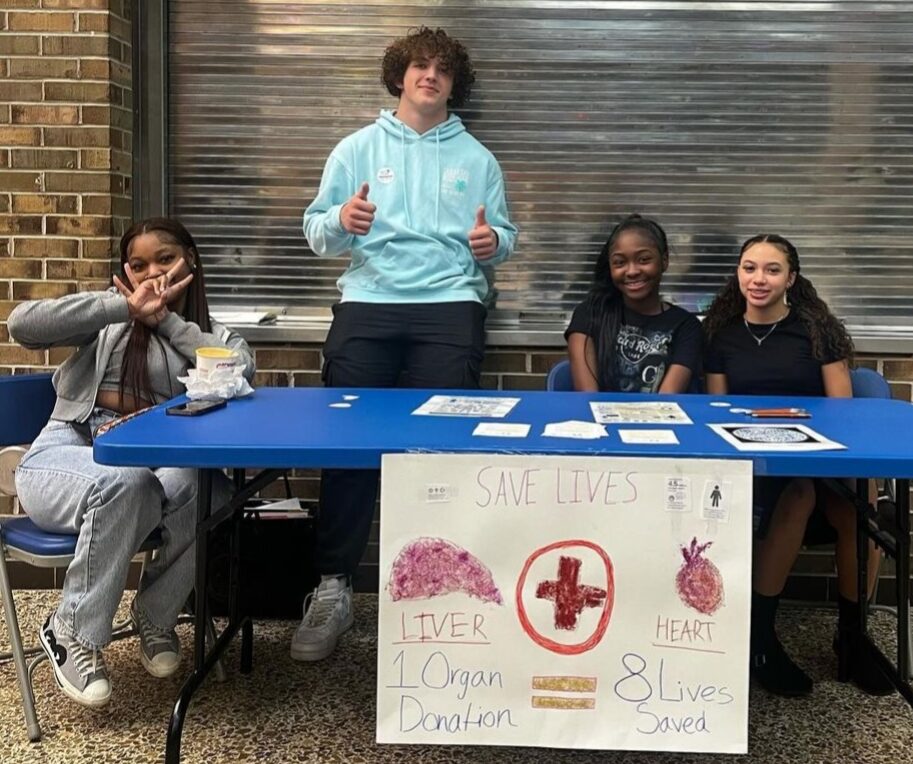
[615,324,673,393]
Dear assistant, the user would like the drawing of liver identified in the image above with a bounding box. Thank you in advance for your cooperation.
[389,537,503,604]
[676,537,724,615]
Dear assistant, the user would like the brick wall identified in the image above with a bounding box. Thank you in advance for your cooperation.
[1,0,132,362]
[1,2,912,598]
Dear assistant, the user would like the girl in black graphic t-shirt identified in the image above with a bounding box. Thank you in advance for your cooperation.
[704,233,891,699]
[565,215,702,393]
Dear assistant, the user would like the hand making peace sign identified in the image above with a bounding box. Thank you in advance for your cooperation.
[113,256,194,328]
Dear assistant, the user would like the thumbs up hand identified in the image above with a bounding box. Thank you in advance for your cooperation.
[340,182,376,235]
[468,205,498,261]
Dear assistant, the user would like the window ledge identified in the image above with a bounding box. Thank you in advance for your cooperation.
[213,312,913,354]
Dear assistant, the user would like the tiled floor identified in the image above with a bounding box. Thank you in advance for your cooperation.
[1,591,911,764]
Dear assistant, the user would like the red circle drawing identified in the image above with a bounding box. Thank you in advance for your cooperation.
[515,539,615,655]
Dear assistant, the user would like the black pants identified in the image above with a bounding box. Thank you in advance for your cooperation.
[316,301,486,575]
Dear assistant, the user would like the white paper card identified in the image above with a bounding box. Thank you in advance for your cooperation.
[473,423,531,438]
[413,395,520,419]
[253,498,302,511]
[424,484,455,503]
[619,429,679,445]
[590,401,693,425]
[542,420,608,439]
[665,477,691,512]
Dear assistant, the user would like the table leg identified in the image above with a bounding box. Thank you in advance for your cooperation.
[825,476,913,708]
[857,477,913,706]
[230,469,244,661]
[166,615,249,764]
[194,470,212,669]
[164,467,285,763]
[856,479,869,640]
[896,479,910,679]
[166,468,213,764]
[241,617,254,674]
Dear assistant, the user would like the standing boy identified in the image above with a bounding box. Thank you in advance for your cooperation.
[296,27,518,661]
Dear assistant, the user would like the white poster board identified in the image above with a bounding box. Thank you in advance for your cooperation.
[377,454,752,754]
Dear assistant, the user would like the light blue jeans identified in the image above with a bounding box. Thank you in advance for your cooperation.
[15,409,229,651]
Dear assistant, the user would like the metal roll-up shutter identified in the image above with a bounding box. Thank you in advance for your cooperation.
[169,1,913,340]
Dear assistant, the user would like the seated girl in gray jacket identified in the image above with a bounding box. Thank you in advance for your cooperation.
[7,218,254,708]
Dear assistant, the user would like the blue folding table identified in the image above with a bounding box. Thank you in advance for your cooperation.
[93,388,913,761]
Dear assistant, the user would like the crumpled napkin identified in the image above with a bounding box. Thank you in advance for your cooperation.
[178,366,254,401]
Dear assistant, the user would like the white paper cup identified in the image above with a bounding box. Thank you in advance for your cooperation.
[195,346,240,374]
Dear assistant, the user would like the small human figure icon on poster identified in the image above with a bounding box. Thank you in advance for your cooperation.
[710,484,723,508]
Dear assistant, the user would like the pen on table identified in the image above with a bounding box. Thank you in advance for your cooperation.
[749,408,810,418]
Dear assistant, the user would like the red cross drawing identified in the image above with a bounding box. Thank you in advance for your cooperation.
[536,555,608,631]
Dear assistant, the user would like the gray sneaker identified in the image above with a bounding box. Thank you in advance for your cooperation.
[39,615,111,708]
[130,598,181,678]
[290,577,354,662]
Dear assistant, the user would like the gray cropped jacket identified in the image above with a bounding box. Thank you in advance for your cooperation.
[8,288,255,424]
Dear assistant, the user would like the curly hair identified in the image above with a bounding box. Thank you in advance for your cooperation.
[582,214,670,391]
[381,27,475,109]
[702,233,854,363]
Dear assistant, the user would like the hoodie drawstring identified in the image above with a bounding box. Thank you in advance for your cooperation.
[435,130,441,227]
[377,110,463,231]
[399,122,412,228]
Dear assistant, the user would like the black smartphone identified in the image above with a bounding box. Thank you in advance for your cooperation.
[166,399,227,417]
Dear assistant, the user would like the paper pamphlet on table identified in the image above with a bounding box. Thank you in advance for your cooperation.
[211,310,277,325]
[590,401,693,425]
[708,423,846,452]
[542,420,607,439]
[377,453,753,754]
[619,429,679,445]
[473,423,531,438]
[413,395,520,418]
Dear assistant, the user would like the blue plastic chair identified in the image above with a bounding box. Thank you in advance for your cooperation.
[0,374,219,741]
[850,366,891,399]
[0,373,67,740]
[545,359,573,391]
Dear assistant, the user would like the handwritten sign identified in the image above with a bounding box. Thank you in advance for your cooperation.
[377,454,752,754]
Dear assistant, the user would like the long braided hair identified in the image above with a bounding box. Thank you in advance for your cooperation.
[702,233,853,363]
[117,218,210,408]
[582,214,670,391]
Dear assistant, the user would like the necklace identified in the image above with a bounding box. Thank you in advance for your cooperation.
[744,311,789,346]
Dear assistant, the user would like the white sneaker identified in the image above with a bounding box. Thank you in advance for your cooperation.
[290,577,354,662]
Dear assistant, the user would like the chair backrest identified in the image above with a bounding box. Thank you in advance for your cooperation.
[0,446,27,497]
[546,360,574,391]
[850,367,891,400]
[0,373,56,448]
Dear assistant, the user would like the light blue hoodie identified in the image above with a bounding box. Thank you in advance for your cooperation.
[303,110,518,304]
